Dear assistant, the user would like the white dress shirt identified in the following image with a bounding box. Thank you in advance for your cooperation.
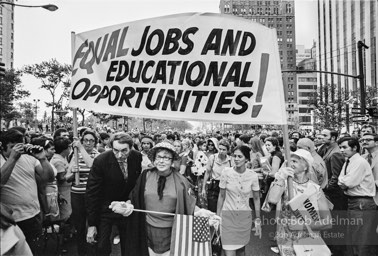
[362,150,378,205]
[338,153,376,197]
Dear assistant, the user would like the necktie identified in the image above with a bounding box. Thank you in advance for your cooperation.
[118,161,128,180]
[344,159,350,175]
[367,153,373,166]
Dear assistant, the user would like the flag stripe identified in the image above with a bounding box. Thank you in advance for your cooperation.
[188,215,193,256]
[183,215,188,255]
[174,215,180,256]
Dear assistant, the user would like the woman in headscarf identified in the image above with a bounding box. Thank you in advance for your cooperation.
[109,142,214,256]
[206,137,219,158]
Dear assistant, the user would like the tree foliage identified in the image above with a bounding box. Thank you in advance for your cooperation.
[0,69,30,127]
[18,102,35,125]
[308,84,378,130]
[23,59,71,132]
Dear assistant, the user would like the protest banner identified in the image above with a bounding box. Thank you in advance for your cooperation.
[69,13,286,125]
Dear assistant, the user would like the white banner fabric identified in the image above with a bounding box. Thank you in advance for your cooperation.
[69,13,287,124]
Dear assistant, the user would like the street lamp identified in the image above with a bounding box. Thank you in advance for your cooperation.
[33,99,40,131]
[0,2,58,11]
[33,99,40,120]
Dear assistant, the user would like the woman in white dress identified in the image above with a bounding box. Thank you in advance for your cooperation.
[217,145,262,256]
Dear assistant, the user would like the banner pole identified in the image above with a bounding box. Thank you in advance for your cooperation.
[282,124,293,200]
[71,31,80,186]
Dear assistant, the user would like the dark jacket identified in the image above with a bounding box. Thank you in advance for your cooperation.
[86,149,142,226]
[124,168,196,256]
[322,142,345,191]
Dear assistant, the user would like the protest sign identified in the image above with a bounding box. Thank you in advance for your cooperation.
[70,13,286,124]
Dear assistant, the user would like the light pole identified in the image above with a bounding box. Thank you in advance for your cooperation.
[33,99,40,131]
[0,2,58,11]
[357,41,369,115]
[33,99,40,120]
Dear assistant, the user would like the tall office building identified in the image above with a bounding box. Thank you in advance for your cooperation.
[317,0,377,112]
[0,0,15,68]
[297,43,317,131]
[296,45,312,65]
[219,0,297,125]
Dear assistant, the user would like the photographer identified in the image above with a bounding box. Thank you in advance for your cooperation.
[0,129,55,254]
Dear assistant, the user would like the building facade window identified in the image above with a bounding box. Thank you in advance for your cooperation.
[286,3,293,14]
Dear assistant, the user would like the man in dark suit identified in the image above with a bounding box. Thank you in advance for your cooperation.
[86,132,142,256]
[321,129,346,207]
[321,128,347,256]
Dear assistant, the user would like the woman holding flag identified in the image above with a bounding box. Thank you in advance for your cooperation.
[272,149,332,255]
[109,142,215,256]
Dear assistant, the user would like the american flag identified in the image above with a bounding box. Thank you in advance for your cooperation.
[170,214,212,256]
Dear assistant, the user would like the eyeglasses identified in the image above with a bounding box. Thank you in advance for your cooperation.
[359,138,374,143]
[83,139,95,144]
[208,144,214,147]
[155,156,172,162]
[113,148,129,155]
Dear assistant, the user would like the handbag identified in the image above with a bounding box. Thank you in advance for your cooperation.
[293,224,331,256]
[267,178,285,204]
[45,184,60,218]
[211,228,222,256]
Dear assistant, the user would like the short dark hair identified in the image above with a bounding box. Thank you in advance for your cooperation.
[167,134,175,141]
[31,136,54,150]
[54,136,71,154]
[109,132,133,149]
[99,132,110,141]
[9,126,27,135]
[196,140,207,148]
[259,133,268,142]
[338,137,360,152]
[53,128,68,139]
[361,124,376,134]
[239,134,251,144]
[361,133,378,142]
[232,145,251,161]
[324,128,339,140]
[0,130,24,150]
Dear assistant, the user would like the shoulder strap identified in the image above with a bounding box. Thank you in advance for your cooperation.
[210,154,216,178]
[212,154,216,169]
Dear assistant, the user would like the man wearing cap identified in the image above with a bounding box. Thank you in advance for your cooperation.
[297,138,328,189]
[140,136,154,171]
[86,133,142,256]
[338,137,376,256]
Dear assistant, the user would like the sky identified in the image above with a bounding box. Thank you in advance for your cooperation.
[13,0,318,119]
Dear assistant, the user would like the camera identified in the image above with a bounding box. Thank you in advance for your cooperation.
[23,144,44,155]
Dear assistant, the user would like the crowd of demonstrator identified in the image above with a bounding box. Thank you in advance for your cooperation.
[0,124,377,256]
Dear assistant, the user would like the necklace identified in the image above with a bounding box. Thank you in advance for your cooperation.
[293,178,309,184]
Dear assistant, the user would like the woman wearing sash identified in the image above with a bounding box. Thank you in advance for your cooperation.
[273,149,332,255]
